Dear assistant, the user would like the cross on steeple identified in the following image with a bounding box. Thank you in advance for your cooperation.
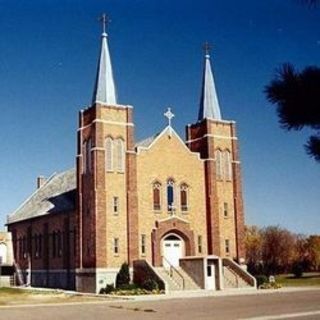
[164,107,175,127]
[99,13,111,34]
[203,41,212,57]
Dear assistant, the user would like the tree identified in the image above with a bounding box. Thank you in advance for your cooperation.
[261,226,297,274]
[305,235,320,270]
[115,262,130,288]
[265,64,320,162]
[244,225,263,274]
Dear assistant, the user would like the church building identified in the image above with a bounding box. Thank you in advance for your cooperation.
[6,19,255,293]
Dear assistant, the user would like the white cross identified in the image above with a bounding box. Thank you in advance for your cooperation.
[164,107,175,127]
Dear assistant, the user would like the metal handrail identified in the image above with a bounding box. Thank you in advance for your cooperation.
[162,256,185,290]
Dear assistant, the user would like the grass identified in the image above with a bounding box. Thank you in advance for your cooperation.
[0,287,107,306]
[275,272,320,287]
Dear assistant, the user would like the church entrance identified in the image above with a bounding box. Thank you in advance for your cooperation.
[162,234,184,269]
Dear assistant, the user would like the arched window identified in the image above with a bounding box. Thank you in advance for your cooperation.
[116,138,125,172]
[224,150,232,181]
[105,137,113,171]
[153,182,162,211]
[215,149,223,180]
[167,179,175,211]
[180,184,189,212]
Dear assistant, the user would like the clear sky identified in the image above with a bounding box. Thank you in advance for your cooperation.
[0,0,319,234]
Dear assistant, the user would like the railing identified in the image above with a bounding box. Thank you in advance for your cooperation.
[162,256,185,290]
[223,258,257,288]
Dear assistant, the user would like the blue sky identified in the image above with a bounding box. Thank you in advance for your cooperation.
[0,0,319,234]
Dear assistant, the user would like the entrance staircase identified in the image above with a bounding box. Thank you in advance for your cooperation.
[222,258,256,289]
[155,262,200,291]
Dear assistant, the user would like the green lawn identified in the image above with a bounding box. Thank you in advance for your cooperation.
[276,272,320,287]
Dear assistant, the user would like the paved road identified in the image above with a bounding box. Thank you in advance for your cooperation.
[0,289,320,320]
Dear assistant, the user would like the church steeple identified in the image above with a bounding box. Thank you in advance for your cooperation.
[92,14,117,105]
[198,43,222,121]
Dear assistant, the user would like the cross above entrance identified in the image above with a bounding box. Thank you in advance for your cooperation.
[164,107,175,127]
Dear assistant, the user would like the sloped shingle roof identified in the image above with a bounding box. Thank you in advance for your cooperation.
[7,168,76,225]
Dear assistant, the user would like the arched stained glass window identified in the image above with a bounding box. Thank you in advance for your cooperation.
[153,182,161,211]
[167,179,175,211]
[180,184,189,212]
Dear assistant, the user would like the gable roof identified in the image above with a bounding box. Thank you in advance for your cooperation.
[7,168,76,225]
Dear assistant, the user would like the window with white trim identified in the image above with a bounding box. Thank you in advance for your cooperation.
[225,239,230,254]
[83,140,87,173]
[116,138,125,172]
[141,234,146,255]
[105,137,113,171]
[224,150,232,181]
[223,202,228,217]
[198,235,202,254]
[113,238,119,255]
[215,149,223,180]
[113,196,119,214]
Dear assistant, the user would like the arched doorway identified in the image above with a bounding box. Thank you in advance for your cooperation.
[162,234,184,268]
[0,243,7,264]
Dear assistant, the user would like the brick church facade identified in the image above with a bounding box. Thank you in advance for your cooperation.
[7,23,252,293]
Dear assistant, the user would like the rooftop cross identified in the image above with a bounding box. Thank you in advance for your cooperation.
[203,41,212,57]
[164,107,175,127]
[99,13,111,35]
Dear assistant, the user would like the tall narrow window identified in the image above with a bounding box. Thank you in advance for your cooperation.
[38,234,42,258]
[180,184,189,212]
[167,179,175,211]
[225,239,230,254]
[57,231,62,257]
[83,141,87,173]
[105,137,113,171]
[86,138,92,173]
[34,234,38,258]
[113,197,119,214]
[22,236,27,259]
[116,138,125,172]
[52,232,56,258]
[224,150,232,181]
[141,234,146,255]
[153,182,161,211]
[113,238,119,255]
[198,235,202,254]
[223,202,228,217]
[215,149,223,180]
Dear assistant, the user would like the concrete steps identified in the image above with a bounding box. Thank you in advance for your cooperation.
[155,267,200,291]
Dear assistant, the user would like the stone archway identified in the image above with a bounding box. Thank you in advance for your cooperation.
[151,217,195,267]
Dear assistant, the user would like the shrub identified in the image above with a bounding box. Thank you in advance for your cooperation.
[116,263,130,288]
[255,275,268,287]
[142,279,159,291]
[100,283,115,294]
[292,261,304,278]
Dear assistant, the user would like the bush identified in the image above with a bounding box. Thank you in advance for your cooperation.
[142,279,159,291]
[116,263,130,288]
[255,275,268,287]
[259,282,282,290]
[100,283,115,294]
[292,261,304,278]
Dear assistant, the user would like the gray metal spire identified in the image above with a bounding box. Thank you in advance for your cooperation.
[92,14,117,105]
[198,43,222,121]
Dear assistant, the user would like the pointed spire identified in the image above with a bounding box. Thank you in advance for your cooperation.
[92,14,117,105]
[198,42,222,121]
